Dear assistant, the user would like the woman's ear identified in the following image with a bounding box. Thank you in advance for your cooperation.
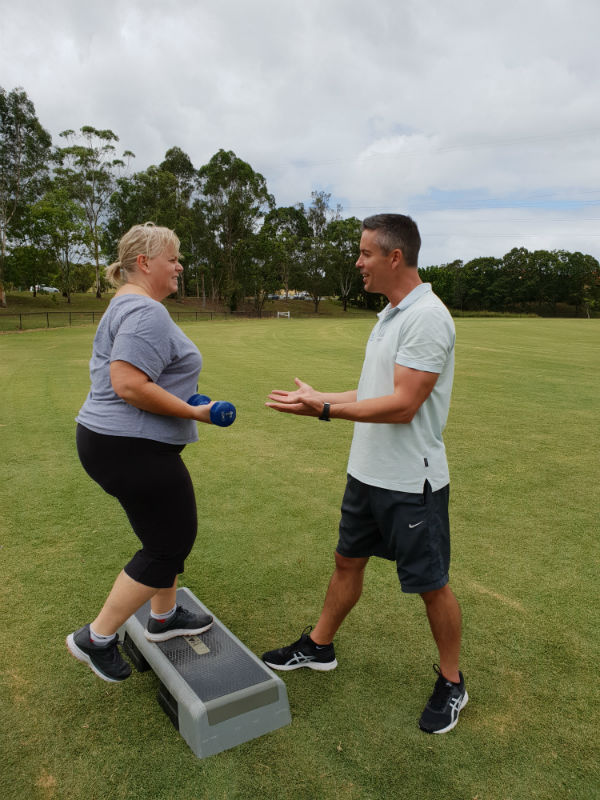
[136,253,150,274]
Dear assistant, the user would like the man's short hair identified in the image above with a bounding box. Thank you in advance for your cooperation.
[362,214,421,266]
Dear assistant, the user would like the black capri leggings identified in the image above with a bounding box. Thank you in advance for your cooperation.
[76,424,197,589]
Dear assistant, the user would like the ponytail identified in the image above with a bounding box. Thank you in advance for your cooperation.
[106,260,124,288]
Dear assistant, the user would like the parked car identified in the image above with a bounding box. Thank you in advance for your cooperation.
[31,285,59,293]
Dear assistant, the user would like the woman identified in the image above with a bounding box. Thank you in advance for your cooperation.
[67,222,222,683]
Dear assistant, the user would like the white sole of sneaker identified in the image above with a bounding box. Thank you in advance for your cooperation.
[65,634,126,684]
[144,620,213,642]
[431,691,469,734]
[263,658,338,672]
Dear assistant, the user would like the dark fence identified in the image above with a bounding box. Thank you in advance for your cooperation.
[169,310,274,322]
[0,310,104,332]
[0,309,274,332]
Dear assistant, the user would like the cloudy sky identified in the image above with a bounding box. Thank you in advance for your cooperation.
[2,0,600,266]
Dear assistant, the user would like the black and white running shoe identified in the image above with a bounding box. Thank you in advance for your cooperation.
[419,664,468,733]
[262,626,337,672]
[66,625,132,683]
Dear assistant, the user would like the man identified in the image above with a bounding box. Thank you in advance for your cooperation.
[262,213,467,734]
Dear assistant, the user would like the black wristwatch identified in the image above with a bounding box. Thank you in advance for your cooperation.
[319,402,331,422]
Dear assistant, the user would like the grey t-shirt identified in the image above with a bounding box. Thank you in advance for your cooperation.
[76,294,202,444]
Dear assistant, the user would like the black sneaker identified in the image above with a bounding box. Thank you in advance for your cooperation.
[262,626,337,672]
[66,625,132,683]
[419,664,468,733]
[145,605,213,642]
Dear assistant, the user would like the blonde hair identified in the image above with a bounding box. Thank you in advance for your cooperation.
[106,222,180,287]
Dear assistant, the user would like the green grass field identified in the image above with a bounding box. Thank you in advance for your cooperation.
[1,317,598,800]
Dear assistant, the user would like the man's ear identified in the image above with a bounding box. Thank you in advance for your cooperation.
[390,248,405,270]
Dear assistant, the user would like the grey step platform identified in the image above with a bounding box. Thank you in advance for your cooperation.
[118,587,291,758]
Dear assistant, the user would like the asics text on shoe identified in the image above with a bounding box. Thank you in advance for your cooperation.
[262,627,337,672]
[419,664,468,734]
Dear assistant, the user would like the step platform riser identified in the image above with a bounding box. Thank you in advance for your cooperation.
[119,587,291,758]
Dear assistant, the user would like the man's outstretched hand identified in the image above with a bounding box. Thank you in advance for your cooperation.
[266,378,324,417]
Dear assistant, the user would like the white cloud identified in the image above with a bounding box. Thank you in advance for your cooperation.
[2,0,600,262]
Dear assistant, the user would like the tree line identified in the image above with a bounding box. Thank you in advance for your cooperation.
[420,249,599,318]
[1,86,599,316]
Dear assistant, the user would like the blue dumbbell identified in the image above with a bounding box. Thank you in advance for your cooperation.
[188,394,236,427]
[209,401,236,427]
[188,394,212,406]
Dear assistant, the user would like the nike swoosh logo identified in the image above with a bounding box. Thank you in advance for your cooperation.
[409,521,424,529]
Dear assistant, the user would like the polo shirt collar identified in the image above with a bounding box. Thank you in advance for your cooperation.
[378,283,432,319]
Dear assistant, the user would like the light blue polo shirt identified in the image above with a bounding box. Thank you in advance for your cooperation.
[347,283,455,493]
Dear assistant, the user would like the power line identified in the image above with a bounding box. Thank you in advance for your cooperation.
[269,128,600,171]
[425,232,600,238]
[344,204,600,213]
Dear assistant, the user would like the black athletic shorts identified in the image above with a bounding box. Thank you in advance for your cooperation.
[337,474,450,594]
[76,424,197,589]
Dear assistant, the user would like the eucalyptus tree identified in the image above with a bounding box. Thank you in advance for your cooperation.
[159,147,201,300]
[581,257,600,318]
[461,256,503,311]
[4,244,55,294]
[105,165,180,257]
[0,86,52,306]
[448,259,467,310]
[197,149,274,309]
[183,197,214,303]
[325,216,362,311]
[242,214,308,313]
[55,126,134,298]
[260,206,310,298]
[529,249,563,313]
[159,147,196,223]
[418,262,460,310]
[559,250,600,317]
[106,149,206,301]
[29,185,91,302]
[297,190,341,312]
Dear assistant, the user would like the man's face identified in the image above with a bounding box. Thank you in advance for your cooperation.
[356,229,393,294]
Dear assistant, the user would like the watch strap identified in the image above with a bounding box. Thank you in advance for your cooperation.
[319,402,331,421]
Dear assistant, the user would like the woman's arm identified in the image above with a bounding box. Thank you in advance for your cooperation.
[110,360,213,424]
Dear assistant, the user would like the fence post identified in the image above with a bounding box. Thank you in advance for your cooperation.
[46,312,49,328]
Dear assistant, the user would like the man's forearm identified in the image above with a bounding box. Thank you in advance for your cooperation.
[323,390,358,404]
[324,365,439,424]
[328,393,417,424]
